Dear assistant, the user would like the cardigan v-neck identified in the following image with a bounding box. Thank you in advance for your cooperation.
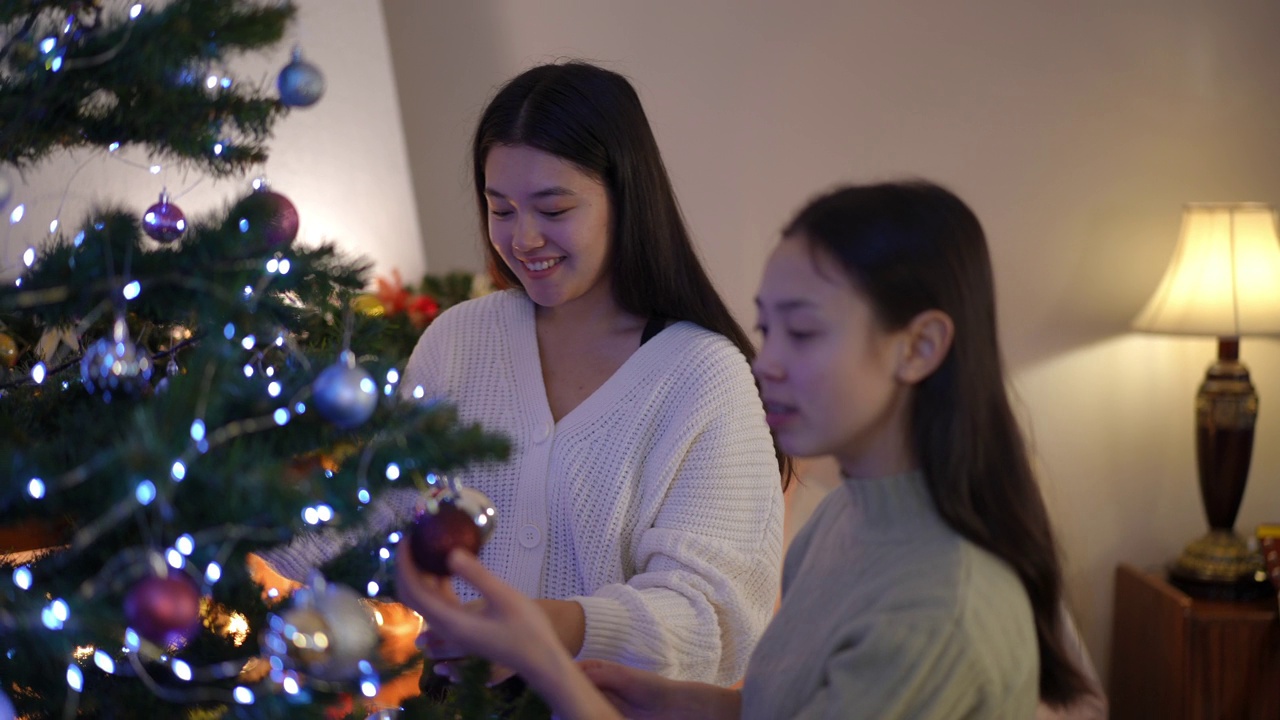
[511,295,681,435]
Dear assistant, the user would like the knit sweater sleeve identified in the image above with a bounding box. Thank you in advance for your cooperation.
[253,308,458,581]
[786,611,991,720]
[571,339,785,686]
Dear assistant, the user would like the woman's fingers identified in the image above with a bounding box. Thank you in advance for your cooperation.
[445,549,525,614]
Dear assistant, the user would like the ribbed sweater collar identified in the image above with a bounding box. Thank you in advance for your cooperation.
[839,471,944,536]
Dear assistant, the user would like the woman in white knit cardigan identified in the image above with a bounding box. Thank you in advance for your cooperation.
[404,59,787,686]
[264,59,786,687]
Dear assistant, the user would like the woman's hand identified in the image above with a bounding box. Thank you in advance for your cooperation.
[394,542,624,720]
[424,597,583,686]
[579,659,742,720]
[417,598,516,686]
[395,540,562,675]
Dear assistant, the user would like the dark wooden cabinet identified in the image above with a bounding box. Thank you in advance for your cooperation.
[1109,563,1280,719]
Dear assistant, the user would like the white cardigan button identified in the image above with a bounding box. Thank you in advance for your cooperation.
[519,524,542,548]
[535,420,553,444]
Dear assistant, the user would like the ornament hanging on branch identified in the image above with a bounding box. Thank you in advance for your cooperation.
[80,317,153,396]
[142,191,186,243]
[124,567,203,649]
[232,183,299,247]
[0,332,19,368]
[261,573,378,683]
[277,47,325,108]
[408,483,497,576]
[311,349,378,429]
[0,166,13,210]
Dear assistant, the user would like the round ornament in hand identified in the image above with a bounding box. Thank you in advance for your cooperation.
[408,485,497,576]
[80,317,153,395]
[312,350,377,429]
[124,570,202,648]
[232,185,299,247]
[277,48,325,107]
[262,574,378,682]
[142,192,186,243]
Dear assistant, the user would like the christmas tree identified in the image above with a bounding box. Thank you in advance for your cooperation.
[0,2,525,717]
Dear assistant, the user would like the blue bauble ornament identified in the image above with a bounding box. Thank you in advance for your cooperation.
[312,350,377,429]
[277,48,325,108]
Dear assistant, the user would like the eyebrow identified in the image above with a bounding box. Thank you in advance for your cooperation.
[484,186,577,201]
[753,297,818,312]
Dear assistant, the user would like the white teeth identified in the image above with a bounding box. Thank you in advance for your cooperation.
[523,257,562,272]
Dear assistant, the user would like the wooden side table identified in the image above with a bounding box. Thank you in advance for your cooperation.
[1109,563,1280,719]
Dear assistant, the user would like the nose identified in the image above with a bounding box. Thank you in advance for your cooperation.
[511,213,546,254]
[752,343,785,383]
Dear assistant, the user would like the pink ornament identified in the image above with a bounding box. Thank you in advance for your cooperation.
[142,192,186,243]
[233,187,299,247]
[124,571,202,647]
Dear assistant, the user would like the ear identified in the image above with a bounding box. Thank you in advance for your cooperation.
[895,309,954,385]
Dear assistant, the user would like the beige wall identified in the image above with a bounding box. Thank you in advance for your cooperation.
[3,0,424,279]
[384,0,1280,680]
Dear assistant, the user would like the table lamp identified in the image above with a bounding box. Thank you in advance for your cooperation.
[1132,202,1280,600]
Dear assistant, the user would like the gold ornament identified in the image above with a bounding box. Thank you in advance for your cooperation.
[351,293,386,317]
[0,332,18,368]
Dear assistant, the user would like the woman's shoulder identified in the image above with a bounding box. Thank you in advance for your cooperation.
[647,321,750,373]
[425,289,529,336]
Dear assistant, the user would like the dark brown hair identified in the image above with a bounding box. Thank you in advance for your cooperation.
[472,60,791,487]
[783,180,1087,705]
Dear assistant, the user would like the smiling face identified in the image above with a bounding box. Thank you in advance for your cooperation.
[753,234,917,478]
[483,144,614,311]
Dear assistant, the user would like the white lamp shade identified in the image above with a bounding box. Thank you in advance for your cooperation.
[1132,203,1280,337]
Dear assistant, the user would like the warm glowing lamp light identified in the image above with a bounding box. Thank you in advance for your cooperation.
[1133,202,1280,599]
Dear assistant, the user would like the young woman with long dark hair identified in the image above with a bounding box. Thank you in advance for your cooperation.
[393,61,786,685]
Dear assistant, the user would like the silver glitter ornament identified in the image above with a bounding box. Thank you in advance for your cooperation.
[312,350,377,429]
[261,573,378,683]
[80,317,153,396]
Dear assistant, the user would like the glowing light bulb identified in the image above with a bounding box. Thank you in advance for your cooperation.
[67,664,83,691]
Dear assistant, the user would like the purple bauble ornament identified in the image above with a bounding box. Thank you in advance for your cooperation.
[124,570,202,648]
[142,192,186,243]
[407,486,496,577]
[232,186,299,247]
[408,498,483,576]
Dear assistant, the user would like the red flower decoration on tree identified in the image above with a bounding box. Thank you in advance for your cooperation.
[375,270,441,330]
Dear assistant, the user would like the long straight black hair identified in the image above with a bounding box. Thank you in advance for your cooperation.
[783,181,1087,706]
[472,60,790,487]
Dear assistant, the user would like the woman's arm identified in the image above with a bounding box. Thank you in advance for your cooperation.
[570,339,785,683]
[580,659,741,720]
[397,544,744,720]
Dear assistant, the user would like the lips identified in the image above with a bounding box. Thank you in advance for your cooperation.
[762,399,797,429]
